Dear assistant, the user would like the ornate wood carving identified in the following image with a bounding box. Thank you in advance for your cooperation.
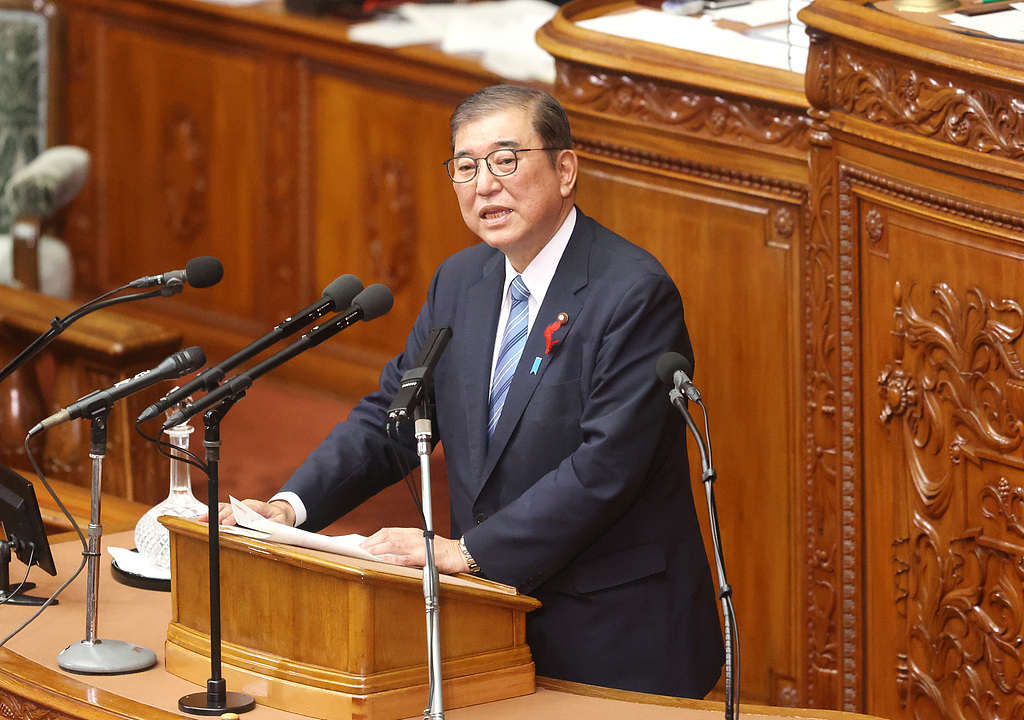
[805,94,843,709]
[574,136,806,201]
[831,45,1024,160]
[364,158,416,294]
[160,103,208,244]
[0,688,73,720]
[879,281,1024,720]
[557,63,811,153]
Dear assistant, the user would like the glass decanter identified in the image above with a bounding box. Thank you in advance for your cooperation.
[134,420,206,569]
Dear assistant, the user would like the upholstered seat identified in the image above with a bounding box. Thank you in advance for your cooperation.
[0,5,87,299]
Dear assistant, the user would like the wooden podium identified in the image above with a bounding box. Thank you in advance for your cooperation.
[161,517,541,720]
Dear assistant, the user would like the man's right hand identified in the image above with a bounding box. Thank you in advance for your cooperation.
[199,499,296,528]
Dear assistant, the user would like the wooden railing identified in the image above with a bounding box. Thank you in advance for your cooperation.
[0,285,181,505]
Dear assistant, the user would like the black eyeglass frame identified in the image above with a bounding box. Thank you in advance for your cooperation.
[443,147,562,183]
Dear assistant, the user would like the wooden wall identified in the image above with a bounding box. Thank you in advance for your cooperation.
[50,0,1024,717]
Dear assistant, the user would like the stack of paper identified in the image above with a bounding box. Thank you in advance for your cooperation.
[348,0,558,83]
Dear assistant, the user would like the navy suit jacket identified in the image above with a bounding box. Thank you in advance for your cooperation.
[283,209,724,697]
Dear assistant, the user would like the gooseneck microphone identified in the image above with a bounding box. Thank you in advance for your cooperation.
[128,256,224,294]
[387,325,453,423]
[162,283,394,430]
[29,346,206,436]
[656,351,701,403]
[0,256,223,386]
[656,350,739,720]
[137,274,364,424]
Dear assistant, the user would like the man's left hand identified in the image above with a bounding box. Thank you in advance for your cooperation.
[361,527,469,574]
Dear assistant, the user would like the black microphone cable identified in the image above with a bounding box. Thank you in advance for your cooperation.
[0,256,223,385]
[0,435,88,647]
[658,351,739,720]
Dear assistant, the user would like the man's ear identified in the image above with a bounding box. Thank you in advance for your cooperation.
[558,149,579,197]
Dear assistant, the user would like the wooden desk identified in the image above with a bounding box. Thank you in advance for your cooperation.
[0,530,891,720]
[50,0,1024,717]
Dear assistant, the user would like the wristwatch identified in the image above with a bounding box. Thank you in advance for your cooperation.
[459,536,480,574]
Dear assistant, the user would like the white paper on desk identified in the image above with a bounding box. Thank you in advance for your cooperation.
[229,496,379,562]
[576,9,791,71]
[704,0,789,25]
[348,1,556,82]
[945,5,1024,40]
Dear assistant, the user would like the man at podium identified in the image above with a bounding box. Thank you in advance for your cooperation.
[219,85,724,698]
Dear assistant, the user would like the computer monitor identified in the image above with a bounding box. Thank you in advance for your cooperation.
[0,463,57,606]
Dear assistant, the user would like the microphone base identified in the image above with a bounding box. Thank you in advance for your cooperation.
[179,686,257,715]
[57,638,157,674]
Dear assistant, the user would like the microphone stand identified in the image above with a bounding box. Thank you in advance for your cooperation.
[414,400,445,720]
[57,410,159,674]
[178,395,255,715]
[668,389,739,720]
[0,287,168,385]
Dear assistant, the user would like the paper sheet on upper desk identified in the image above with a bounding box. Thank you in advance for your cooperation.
[944,4,1024,40]
[228,496,379,562]
[575,8,791,71]
[347,0,557,82]
[703,0,789,25]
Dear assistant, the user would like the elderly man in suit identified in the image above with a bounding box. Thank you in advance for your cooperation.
[222,85,724,697]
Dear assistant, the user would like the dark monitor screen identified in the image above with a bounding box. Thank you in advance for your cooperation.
[0,463,56,577]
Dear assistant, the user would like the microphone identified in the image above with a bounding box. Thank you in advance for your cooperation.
[656,351,701,402]
[30,346,206,436]
[387,326,453,422]
[128,256,224,293]
[137,274,364,424]
[162,284,393,429]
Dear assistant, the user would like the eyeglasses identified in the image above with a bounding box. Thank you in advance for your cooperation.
[443,147,559,183]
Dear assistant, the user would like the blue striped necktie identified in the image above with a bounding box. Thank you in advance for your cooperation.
[488,275,530,441]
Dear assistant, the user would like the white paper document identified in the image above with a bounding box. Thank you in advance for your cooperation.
[227,496,380,562]
[575,8,792,71]
[944,4,1024,41]
[348,0,557,82]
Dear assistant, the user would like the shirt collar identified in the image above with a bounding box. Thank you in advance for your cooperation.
[501,206,577,306]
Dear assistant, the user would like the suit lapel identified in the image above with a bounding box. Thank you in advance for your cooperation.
[479,216,592,486]
[461,253,505,487]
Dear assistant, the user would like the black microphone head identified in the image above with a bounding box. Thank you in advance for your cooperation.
[172,346,207,375]
[353,283,394,321]
[656,351,691,387]
[322,274,364,311]
[184,256,224,289]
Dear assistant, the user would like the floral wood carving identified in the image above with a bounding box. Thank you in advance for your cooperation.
[804,108,842,711]
[556,63,811,153]
[831,46,1024,160]
[0,689,73,719]
[881,282,1024,720]
[160,104,209,244]
[364,158,415,294]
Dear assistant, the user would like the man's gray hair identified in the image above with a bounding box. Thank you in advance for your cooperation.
[450,85,573,156]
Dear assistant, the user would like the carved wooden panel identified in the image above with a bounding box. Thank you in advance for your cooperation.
[855,164,1024,720]
[310,71,477,394]
[563,145,806,707]
[96,22,265,324]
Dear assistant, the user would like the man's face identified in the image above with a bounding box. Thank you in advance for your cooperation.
[451,108,577,271]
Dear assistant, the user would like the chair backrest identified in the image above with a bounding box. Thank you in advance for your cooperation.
[0,4,49,236]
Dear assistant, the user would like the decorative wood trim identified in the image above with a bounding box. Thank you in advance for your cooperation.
[830,44,1024,160]
[556,63,811,155]
[879,282,1024,720]
[0,689,73,720]
[805,102,842,710]
[835,164,863,715]
[845,166,1024,234]
[574,137,807,202]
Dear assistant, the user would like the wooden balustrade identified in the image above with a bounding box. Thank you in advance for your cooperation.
[0,285,181,505]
